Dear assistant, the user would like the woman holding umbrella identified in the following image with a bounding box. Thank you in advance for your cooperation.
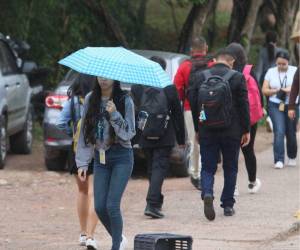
[59,47,171,250]
[75,76,135,250]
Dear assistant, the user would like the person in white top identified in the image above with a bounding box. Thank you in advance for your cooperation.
[262,51,298,169]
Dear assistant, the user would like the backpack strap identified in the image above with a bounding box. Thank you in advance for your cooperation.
[222,70,236,82]
[70,96,76,134]
[70,96,82,134]
[243,64,253,75]
[243,64,253,76]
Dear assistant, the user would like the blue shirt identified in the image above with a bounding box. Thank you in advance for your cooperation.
[56,96,83,135]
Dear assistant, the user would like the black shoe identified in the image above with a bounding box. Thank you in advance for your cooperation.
[144,205,164,219]
[203,195,215,221]
[224,207,235,216]
[191,177,201,190]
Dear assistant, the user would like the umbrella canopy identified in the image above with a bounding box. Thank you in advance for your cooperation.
[59,47,172,88]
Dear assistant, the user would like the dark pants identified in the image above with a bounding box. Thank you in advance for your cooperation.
[200,137,240,208]
[93,145,133,250]
[144,147,172,208]
[269,102,299,163]
[241,124,257,183]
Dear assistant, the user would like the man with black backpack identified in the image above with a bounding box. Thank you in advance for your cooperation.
[131,56,185,219]
[188,48,250,221]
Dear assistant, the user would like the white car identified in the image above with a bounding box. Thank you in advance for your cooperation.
[0,34,33,169]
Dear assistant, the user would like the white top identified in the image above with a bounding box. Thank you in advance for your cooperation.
[265,65,297,104]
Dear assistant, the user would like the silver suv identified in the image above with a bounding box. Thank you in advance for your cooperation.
[0,34,33,169]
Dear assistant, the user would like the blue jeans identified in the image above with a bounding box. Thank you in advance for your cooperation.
[269,102,299,163]
[93,145,133,250]
[200,137,240,208]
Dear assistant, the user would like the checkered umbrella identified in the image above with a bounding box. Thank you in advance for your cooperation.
[58,47,172,88]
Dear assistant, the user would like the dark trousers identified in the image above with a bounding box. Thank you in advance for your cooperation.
[241,124,257,183]
[144,147,172,208]
[200,137,240,208]
[93,145,133,250]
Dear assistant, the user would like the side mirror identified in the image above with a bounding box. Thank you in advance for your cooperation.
[22,60,37,74]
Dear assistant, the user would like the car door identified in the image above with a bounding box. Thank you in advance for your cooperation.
[0,41,23,133]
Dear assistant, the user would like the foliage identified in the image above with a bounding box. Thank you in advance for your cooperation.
[0,0,292,88]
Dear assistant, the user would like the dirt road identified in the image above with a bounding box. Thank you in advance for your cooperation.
[0,127,299,250]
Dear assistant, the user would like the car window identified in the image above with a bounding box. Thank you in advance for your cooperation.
[0,41,18,75]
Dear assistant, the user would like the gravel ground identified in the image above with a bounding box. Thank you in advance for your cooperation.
[0,127,299,250]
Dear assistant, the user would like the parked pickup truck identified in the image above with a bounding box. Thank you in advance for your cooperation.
[0,33,33,169]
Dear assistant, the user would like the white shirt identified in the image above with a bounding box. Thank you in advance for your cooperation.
[265,65,297,104]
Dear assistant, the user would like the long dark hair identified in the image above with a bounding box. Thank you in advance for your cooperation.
[226,42,247,72]
[83,80,126,145]
[265,31,277,62]
[67,73,96,124]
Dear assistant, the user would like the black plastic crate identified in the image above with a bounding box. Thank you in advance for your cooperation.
[134,233,193,250]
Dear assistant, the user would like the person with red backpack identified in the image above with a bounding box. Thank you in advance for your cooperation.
[227,43,264,194]
[174,37,214,190]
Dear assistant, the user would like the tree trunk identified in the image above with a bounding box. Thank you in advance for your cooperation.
[207,0,219,48]
[135,0,149,45]
[84,0,128,47]
[240,0,263,53]
[276,0,290,48]
[177,0,216,53]
[192,0,217,41]
[166,0,180,35]
[227,0,250,43]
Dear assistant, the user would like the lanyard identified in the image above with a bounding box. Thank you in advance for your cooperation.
[278,70,287,88]
[97,106,107,142]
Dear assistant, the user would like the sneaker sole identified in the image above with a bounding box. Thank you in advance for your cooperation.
[224,210,235,216]
[87,246,97,250]
[144,210,164,219]
[204,196,215,221]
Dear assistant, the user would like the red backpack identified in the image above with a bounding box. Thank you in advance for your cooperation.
[243,65,264,125]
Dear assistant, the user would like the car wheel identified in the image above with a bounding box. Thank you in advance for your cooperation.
[10,106,33,154]
[0,115,7,169]
[44,147,68,171]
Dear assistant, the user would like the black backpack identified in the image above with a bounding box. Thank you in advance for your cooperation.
[197,70,235,129]
[137,87,170,140]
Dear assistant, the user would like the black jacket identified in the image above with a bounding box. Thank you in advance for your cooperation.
[188,63,250,140]
[131,84,185,148]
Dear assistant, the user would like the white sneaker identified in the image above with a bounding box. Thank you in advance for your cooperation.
[248,178,261,194]
[287,158,297,167]
[86,238,98,250]
[119,235,127,250]
[274,161,284,169]
[234,186,239,196]
[266,116,273,132]
[79,234,87,246]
